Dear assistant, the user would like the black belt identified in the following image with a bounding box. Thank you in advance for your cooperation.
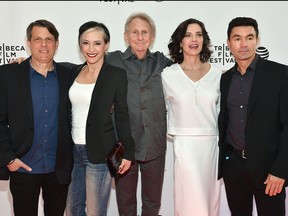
[227,144,246,159]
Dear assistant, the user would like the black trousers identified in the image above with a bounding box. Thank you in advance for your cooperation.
[223,150,286,216]
[9,171,68,216]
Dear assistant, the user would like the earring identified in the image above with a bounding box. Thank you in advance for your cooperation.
[179,47,182,53]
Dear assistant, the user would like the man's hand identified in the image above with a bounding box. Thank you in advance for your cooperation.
[7,158,32,172]
[264,174,285,196]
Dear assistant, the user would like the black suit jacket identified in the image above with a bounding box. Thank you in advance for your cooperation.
[218,57,288,188]
[70,62,134,163]
[0,58,73,185]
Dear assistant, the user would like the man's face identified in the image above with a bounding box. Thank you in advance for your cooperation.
[124,17,155,60]
[227,26,258,62]
[27,26,59,64]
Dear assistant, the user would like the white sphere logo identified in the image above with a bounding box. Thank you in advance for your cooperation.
[256,46,269,60]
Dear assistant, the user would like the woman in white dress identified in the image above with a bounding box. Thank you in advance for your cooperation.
[162,18,222,216]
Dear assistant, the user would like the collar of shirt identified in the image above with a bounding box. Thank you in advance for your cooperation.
[232,54,259,75]
[28,58,57,77]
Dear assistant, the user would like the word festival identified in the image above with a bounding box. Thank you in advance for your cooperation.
[209,44,235,65]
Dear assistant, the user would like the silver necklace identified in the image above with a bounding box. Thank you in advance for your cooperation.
[187,79,200,106]
[182,64,203,79]
[181,64,203,106]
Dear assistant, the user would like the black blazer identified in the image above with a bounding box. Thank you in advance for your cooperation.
[0,58,73,185]
[70,62,134,163]
[218,57,288,188]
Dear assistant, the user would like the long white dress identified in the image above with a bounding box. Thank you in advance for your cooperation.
[161,63,222,216]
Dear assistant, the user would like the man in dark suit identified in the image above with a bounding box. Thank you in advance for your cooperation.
[218,17,288,216]
[0,19,73,216]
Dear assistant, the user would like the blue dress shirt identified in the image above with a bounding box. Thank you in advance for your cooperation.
[19,64,59,173]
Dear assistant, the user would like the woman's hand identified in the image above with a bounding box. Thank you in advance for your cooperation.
[11,57,26,64]
[118,159,132,175]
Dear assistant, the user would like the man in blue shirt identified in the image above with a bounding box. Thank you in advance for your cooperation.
[0,19,73,216]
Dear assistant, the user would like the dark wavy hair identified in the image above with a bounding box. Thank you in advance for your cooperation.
[168,18,212,64]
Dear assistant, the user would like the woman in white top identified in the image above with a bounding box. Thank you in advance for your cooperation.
[162,18,221,216]
[66,21,134,216]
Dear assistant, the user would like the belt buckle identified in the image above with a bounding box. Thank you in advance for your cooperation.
[242,150,246,159]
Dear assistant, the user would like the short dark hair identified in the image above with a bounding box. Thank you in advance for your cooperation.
[78,21,110,46]
[168,18,212,64]
[26,19,59,41]
[227,17,259,39]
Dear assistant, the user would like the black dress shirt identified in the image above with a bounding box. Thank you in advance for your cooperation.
[225,55,258,150]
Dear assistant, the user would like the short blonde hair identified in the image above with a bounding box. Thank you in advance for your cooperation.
[124,12,156,36]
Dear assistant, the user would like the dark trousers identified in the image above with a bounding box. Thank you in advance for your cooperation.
[115,153,165,216]
[223,150,286,216]
[10,171,68,216]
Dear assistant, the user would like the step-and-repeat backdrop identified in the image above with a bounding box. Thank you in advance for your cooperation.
[1,1,288,215]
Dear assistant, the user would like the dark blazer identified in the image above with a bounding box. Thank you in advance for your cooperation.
[70,62,134,163]
[218,56,288,188]
[0,58,73,185]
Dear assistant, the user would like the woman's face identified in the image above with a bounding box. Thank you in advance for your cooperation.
[180,23,203,58]
[80,29,109,64]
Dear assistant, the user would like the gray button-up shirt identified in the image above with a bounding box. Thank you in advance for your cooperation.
[106,47,172,161]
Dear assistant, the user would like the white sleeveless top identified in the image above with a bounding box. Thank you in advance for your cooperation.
[69,80,95,144]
